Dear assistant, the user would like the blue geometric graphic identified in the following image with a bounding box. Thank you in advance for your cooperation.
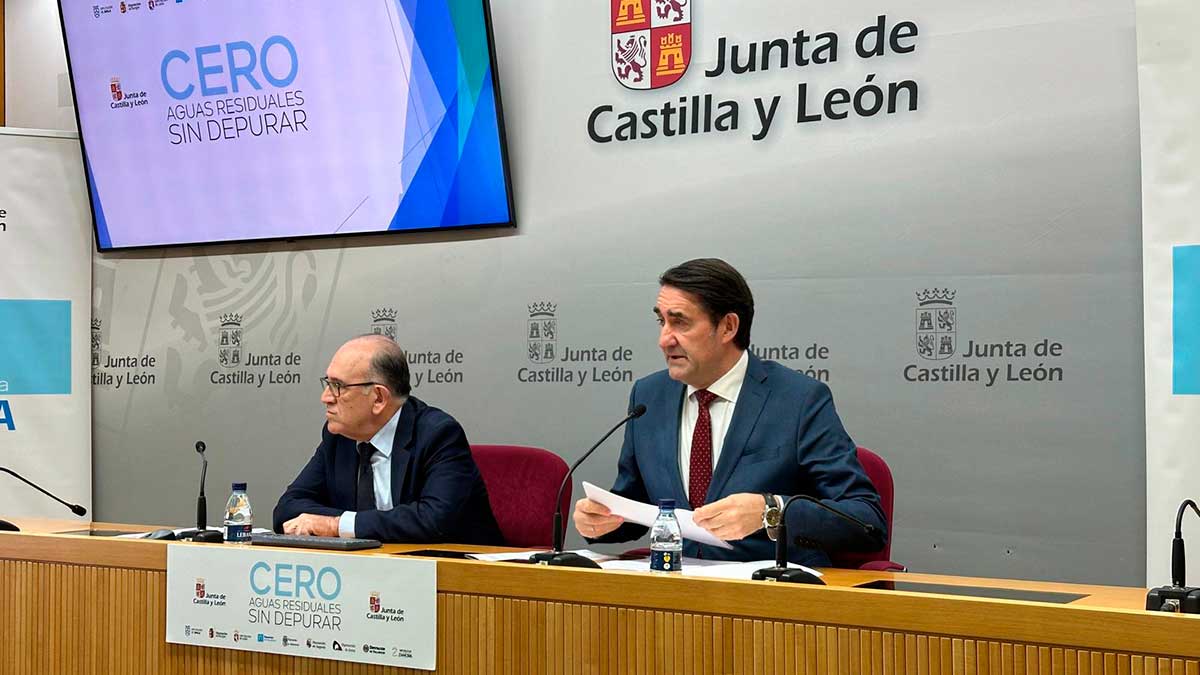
[0,300,72,395]
[388,0,511,230]
[1174,245,1200,394]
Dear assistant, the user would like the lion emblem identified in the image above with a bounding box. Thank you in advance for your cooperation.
[656,0,687,22]
[614,35,649,84]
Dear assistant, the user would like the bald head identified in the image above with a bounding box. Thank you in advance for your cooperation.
[343,334,411,398]
[321,335,410,441]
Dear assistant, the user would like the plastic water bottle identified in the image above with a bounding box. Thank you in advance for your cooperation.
[649,498,683,573]
[223,482,253,544]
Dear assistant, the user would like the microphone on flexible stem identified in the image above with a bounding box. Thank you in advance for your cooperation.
[752,494,885,584]
[0,466,88,532]
[180,441,224,543]
[1146,499,1200,613]
[195,441,208,531]
[530,403,648,569]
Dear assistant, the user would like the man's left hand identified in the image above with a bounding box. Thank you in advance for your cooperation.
[282,513,340,537]
[692,493,766,541]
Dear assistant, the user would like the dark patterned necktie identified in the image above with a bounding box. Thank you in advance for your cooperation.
[688,389,719,510]
[356,442,376,512]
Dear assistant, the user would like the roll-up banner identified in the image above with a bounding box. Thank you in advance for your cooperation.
[1137,0,1200,585]
[0,129,92,522]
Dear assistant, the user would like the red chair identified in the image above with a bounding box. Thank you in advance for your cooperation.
[831,446,905,571]
[624,446,904,570]
[470,445,571,548]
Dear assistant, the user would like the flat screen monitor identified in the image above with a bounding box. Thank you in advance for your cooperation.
[58,0,515,250]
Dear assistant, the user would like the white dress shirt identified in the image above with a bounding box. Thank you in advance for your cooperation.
[679,350,749,502]
[338,403,403,537]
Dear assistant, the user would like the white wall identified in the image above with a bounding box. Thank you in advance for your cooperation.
[5,0,76,130]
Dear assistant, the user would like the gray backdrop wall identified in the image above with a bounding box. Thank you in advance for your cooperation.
[90,0,1145,584]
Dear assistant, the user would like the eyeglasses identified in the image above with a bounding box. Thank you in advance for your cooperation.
[320,376,380,399]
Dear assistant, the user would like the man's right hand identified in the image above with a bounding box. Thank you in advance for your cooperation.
[572,498,625,539]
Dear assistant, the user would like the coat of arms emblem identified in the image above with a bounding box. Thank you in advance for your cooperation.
[528,302,557,364]
[370,308,398,341]
[611,0,691,90]
[218,313,243,368]
[91,319,103,369]
[915,289,956,360]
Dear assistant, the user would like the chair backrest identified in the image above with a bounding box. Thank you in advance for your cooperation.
[830,446,895,568]
[470,445,572,548]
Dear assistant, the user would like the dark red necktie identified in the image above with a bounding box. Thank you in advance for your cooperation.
[688,389,719,510]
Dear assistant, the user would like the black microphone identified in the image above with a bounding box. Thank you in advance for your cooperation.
[195,441,209,531]
[0,466,88,531]
[1147,499,1200,613]
[179,441,224,543]
[530,403,648,568]
[752,494,885,584]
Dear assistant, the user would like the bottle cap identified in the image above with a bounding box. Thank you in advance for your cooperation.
[232,482,247,491]
[658,498,675,510]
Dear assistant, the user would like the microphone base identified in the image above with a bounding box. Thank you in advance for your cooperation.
[191,530,225,544]
[752,565,826,585]
[0,519,18,532]
[529,551,602,569]
[1146,585,1200,613]
[174,529,225,544]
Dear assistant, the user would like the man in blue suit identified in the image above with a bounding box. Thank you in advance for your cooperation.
[573,259,885,565]
[273,335,502,544]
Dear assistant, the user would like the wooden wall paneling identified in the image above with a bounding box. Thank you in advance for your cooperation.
[4,553,1200,675]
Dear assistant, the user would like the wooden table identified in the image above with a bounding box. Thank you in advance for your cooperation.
[1,517,1197,674]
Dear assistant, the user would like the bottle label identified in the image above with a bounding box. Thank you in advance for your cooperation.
[225,523,252,543]
[650,549,682,572]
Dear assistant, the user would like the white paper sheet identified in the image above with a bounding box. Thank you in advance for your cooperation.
[597,557,822,580]
[117,526,271,539]
[582,482,734,549]
[467,549,616,563]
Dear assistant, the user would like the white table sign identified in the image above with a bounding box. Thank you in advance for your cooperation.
[166,544,436,669]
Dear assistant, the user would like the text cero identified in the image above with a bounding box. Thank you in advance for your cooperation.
[162,35,298,100]
[249,561,341,600]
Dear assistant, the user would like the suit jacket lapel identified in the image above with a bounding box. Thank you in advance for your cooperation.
[656,380,690,507]
[389,398,417,502]
[706,354,769,501]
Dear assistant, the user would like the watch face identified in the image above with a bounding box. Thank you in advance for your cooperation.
[765,507,782,528]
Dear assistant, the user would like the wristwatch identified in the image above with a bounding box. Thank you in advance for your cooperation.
[761,493,782,541]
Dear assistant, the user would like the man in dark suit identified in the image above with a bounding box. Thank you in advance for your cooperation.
[273,335,502,544]
[573,259,885,565]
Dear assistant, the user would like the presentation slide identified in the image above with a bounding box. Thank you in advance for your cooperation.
[60,0,513,249]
